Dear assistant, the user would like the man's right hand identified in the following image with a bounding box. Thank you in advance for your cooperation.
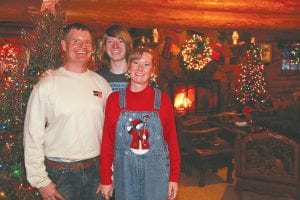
[38,182,65,200]
[40,69,56,79]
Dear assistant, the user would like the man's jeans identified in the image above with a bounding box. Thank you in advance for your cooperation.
[46,158,102,200]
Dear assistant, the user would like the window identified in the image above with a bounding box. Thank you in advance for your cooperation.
[281,42,300,71]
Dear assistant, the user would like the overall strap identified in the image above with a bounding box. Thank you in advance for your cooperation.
[154,88,161,110]
[119,89,126,109]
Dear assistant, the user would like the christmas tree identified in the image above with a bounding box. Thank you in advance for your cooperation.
[0,2,65,199]
[235,42,268,105]
[0,44,26,131]
[22,7,64,84]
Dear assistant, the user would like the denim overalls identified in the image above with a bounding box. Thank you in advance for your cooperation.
[114,88,170,200]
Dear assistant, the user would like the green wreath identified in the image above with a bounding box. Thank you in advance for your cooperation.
[179,34,212,71]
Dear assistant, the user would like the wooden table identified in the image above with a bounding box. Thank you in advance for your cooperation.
[181,118,234,187]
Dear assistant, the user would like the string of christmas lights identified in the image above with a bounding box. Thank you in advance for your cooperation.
[0,130,40,199]
[179,34,212,71]
[0,43,27,131]
[21,9,65,83]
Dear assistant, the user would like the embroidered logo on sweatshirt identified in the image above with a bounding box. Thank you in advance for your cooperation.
[93,90,102,98]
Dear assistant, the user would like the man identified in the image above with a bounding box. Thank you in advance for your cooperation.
[23,23,111,200]
[97,25,133,91]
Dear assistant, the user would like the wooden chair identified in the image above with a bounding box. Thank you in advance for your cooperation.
[183,123,234,187]
[175,115,193,176]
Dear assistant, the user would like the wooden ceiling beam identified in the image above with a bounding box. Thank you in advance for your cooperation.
[63,0,300,14]
[65,6,300,30]
[0,0,299,31]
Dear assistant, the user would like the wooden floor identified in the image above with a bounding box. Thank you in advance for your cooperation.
[177,167,296,200]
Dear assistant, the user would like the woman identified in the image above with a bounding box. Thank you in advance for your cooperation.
[98,47,180,200]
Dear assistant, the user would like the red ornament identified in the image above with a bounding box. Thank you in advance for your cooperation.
[243,106,252,115]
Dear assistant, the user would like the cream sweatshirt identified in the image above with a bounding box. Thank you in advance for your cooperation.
[23,67,111,188]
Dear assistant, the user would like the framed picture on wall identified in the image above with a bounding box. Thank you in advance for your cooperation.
[259,43,272,63]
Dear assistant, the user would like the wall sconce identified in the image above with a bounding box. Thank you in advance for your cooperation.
[152,28,159,43]
[141,35,145,44]
[232,31,239,45]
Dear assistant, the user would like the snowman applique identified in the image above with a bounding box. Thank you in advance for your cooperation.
[127,118,151,154]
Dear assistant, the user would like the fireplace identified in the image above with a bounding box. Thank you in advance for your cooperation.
[235,131,300,199]
[171,80,220,114]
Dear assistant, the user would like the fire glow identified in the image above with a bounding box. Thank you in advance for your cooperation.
[173,86,195,113]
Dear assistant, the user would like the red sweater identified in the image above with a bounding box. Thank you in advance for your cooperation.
[100,85,180,185]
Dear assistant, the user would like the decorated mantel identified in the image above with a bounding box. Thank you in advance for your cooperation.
[170,32,219,114]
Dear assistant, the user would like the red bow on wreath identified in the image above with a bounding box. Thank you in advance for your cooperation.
[212,43,223,61]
